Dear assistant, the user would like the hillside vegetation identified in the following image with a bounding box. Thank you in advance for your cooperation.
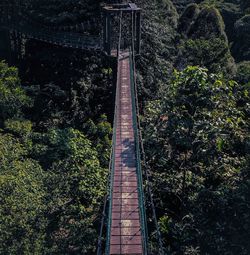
[142,0,250,254]
[0,0,249,254]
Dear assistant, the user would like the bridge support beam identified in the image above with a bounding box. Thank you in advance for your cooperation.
[103,13,112,55]
[135,11,141,55]
[102,3,141,56]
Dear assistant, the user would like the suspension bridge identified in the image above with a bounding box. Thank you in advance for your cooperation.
[0,2,164,254]
[0,3,101,50]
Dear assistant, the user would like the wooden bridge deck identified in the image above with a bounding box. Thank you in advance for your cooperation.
[109,52,143,255]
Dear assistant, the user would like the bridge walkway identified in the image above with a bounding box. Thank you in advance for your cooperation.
[108,51,144,255]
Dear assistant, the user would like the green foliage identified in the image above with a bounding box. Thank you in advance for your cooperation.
[0,61,110,254]
[0,125,108,254]
[27,0,101,35]
[193,0,250,64]
[216,0,242,41]
[176,4,236,76]
[83,115,112,167]
[0,132,47,255]
[23,44,115,129]
[171,0,196,13]
[4,119,33,137]
[1,1,249,254]
[188,6,226,39]
[0,61,31,123]
[135,0,178,100]
[178,4,200,34]
[43,128,107,254]
[177,38,236,74]
[143,66,249,254]
[236,61,250,84]
[29,116,111,170]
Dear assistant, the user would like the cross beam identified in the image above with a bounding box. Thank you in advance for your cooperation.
[102,3,141,55]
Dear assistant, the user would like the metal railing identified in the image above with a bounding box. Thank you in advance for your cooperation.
[129,50,148,255]
[103,10,123,255]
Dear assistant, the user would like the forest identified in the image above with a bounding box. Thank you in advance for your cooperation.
[0,0,249,254]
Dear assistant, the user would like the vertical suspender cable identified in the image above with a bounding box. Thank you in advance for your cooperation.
[117,11,123,58]
[130,10,148,255]
[97,148,114,254]
[131,10,165,255]
[100,10,123,255]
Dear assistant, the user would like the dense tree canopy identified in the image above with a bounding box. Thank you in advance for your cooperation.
[0,0,249,254]
[0,61,111,254]
[0,131,47,254]
[143,66,249,254]
[0,61,31,123]
[176,5,236,76]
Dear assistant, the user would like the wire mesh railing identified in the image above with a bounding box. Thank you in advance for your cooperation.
[104,11,123,255]
[130,10,166,255]
[129,50,148,255]
[0,3,102,50]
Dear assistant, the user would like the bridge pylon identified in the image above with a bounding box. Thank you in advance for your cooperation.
[102,3,141,56]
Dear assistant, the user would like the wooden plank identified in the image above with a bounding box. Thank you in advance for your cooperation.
[109,54,143,254]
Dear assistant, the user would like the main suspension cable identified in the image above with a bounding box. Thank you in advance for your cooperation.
[131,10,165,255]
[97,10,123,255]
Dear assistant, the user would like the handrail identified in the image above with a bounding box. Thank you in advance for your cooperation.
[129,50,148,255]
[130,10,148,255]
[97,118,115,255]
[0,23,101,50]
[130,10,165,255]
[104,10,123,255]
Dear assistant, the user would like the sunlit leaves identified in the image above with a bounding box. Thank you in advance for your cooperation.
[0,61,31,122]
[44,128,107,254]
[143,66,249,254]
[0,133,47,254]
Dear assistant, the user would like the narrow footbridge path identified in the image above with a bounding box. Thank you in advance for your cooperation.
[107,51,146,254]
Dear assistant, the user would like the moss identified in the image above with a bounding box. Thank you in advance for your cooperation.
[188,6,227,41]
[155,0,179,27]
[176,38,236,75]
[178,3,200,34]
[236,61,250,83]
[176,4,236,76]
[171,0,196,14]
